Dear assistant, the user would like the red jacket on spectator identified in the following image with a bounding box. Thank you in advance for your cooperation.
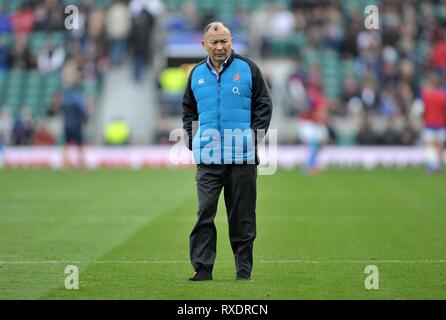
[11,8,35,34]
[422,88,446,127]
[431,41,446,70]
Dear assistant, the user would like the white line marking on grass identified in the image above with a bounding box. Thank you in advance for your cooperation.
[1,259,446,265]
[0,260,189,265]
[258,259,446,264]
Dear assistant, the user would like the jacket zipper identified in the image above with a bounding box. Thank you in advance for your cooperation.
[217,73,222,163]
[217,74,221,132]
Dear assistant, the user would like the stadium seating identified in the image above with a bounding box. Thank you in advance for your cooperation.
[0,0,112,130]
[0,0,444,147]
[164,0,290,21]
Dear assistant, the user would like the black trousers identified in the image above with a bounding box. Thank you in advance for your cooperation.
[190,164,257,278]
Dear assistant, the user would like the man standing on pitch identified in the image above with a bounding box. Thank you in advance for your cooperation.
[182,22,273,281]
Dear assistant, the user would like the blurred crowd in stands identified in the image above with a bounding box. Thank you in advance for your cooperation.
[0,0,164,146]
[157,0,446,146]
[268,0,446,146]
[1,0,446,147]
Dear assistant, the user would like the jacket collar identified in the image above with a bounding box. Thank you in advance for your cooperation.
[206,50,235,73]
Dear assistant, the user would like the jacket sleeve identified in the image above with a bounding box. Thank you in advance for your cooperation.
[182,73,198,150]
[250,62,273,143]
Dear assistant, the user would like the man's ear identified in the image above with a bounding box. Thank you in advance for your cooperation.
[201,40,205,48]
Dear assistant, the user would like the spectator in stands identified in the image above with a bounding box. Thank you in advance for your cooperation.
[399,59,417,95]
[381,117,403,145]
[357,29,381,74]
[67,2,90,40]
[129,0,165,68]
[37,41,66,74]
[46,92,62,117]
[291,0,329,10]
[320,6,343,51]
[130,0,165,17]
[11,2,35,34]
[88,8,106,40]
[32,120,54,145]
[166,1,202,32]
[0,106,13,146]
[45,92,63,145]
[44,0,64,31]
[0,38,10,73]
[267,5,296,37]
[106,0,131,66]
[261,4,297,56]
[0,7,11,33]
[379,84,399,118]
[129,9,154,82]
[10,3,35,34]
[227,7,250,34]
[33,2,51,31]
[7,34,35,70]
[379,46,399,86]
[359,75,379,112]
[285,66,308,117]
[357,117,379,145]
[430,28,446,74]
[31,0,64,32]
[397,80,415,117]
[400,122,417,146]
[248,3,274,58]
[12,106,34,145]
[340,75,360,115]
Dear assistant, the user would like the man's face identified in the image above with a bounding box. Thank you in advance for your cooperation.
[202,27,233,65]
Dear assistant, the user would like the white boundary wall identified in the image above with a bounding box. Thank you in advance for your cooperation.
[0,146,429,169]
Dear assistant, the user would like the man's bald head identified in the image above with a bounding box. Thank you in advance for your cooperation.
[202,22,233,69]
[203,22,231,37]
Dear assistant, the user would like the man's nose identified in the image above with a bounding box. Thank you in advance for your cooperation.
[216,44,223,51]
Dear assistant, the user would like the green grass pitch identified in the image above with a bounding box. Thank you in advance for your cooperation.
[0,168,445,299]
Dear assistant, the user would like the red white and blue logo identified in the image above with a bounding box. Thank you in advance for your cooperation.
[233,73,240,82]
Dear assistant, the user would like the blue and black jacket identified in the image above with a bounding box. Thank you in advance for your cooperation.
[182,50,273,165]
